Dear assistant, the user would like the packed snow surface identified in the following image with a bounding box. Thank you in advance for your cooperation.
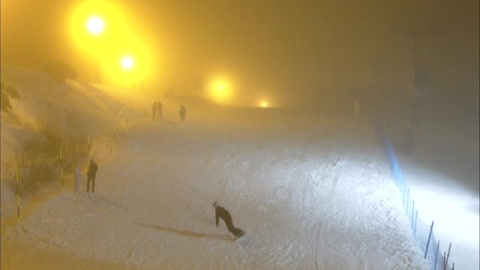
[0,65,442,269]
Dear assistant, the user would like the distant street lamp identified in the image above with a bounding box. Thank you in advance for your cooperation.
[121,56,134,70]
[86,16,105,82]
[86,16,105,35]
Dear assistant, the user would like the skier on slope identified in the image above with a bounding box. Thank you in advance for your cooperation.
[213,202,245,239]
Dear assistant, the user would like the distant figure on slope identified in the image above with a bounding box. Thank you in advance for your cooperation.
[179,104,186,121]
[157,101,163,120]
[74,166,82,192]
[213,202,245,239]
[152,102,157,120]
[87,159,98,193]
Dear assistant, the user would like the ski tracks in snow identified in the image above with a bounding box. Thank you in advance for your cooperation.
[2,110,429,269]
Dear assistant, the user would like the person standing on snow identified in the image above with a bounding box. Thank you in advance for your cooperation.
[157,101,163,120]
[87,159,98,193]
[213,202,245,239]
[179,104,186,121]
[152,102,157,120]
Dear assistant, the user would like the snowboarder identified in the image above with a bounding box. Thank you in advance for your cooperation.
[179,104,186,121]
[213,202,245,240]
[74,166,81,192]
[152,102,157,120]
[157,101,163,120]
[87,159,98,193]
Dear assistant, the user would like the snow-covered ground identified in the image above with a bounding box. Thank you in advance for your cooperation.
[389,111,479,270]
[0,65,460,269]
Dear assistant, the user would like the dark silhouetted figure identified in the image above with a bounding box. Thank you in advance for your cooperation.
[179,104,186,121]
[87,159,98,193]
[157,101,163,120]
[213,202,244,239]
[152,102,157,120]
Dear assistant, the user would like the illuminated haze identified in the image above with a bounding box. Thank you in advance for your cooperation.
[1,1,479,268]
[1,0,478,109]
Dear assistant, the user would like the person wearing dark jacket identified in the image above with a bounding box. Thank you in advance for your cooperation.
[152,102,157,120]
[179,104,186,121]
[87,159,98,193]
[213,202,245,239]
[157,101,163,120]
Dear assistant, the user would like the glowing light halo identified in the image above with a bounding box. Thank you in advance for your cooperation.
[69,1,153,86]
[101,41,152,86]
[121,56,134,69]
[86,16,104,35]
[69,1,131,52]
[208,78,233,104]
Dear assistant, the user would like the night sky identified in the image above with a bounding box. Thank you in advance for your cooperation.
[1,0,478,108]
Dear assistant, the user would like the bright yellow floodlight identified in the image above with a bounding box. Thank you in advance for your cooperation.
[260,101,268,108]
[86,16,104,35]
[70,1,153,86]
[208,78,233,104]
[121,56,134,69]
[70,1,130,51]
[102,42,152,86]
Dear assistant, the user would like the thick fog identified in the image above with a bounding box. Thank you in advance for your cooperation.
[1,1,479,269]
[2,0,478,109]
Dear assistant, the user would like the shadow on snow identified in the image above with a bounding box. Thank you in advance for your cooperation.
[134,222,232,241]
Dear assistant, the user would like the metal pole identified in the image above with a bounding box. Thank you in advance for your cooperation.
[424,221,434,259]
[414,211,418,237]
[433,240,440,270]
[16,162,20,223]
[411,201,415,230]
[406,189,410,214]
[443,252,446,270]
[110,131,116,154]
[60,148,64,190]
[444,243,451,270]
[87,136,91,157]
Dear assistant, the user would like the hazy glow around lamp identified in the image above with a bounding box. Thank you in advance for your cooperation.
[121,56,134,70]
[87,16,105,35]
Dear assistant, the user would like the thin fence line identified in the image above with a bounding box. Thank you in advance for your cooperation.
[374,120,454,270]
